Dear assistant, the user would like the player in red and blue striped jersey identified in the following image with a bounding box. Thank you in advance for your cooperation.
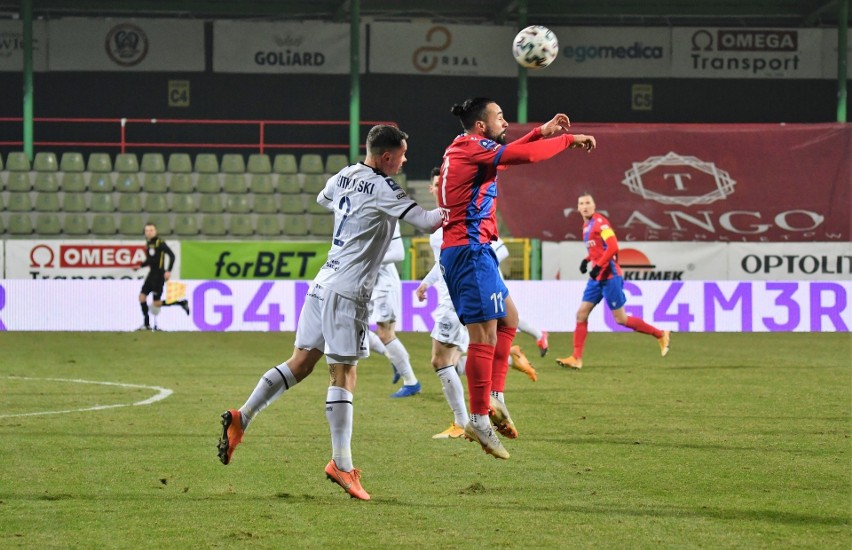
[437,97,596,459]
[556,192,671,370]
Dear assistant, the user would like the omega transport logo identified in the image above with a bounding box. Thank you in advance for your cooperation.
[105,23,149,67]
[690,29,800,75]
[27,243,146,279]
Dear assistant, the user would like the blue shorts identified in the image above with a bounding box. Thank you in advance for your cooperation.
[582,276,627,311]
[440,243,509,325]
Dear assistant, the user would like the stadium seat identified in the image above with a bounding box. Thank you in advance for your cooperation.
[302,174,326,194]
[169,173,194,193]
[5,152,32,191]
[249,173,275,194]
[117,194,143,213]
[247,154,272,174]
[7,192,33,212]
[173,214,200,236]
[228,214,254,236]
[60,152,85,172]
[87,152,113,173]
[199,194,224,213]
[223,173,248,194]
[272,154,298,174]
[115,173,141,193]
[60,172,87,192]
[252,194,277,214]
[221,153,245,174]
[140,153,166,173]
[5,151,31,171]
[226,194,251,213]
[0,153,4,170]
[144,193,170,213]
[115,153,138,172]
[201,215,226,237]
[35,213,62,235]
[62,214,89,236]
[143,173,168,193]
[194,153,219,174]
[88,171,114,193]
[0,214,4,234]
[196,173,221,193]
[91,214,117,236]
[282,214,309,236]
[276,173,301,194]
[0,193,4,209]
[61,193,87,213]
[33,152,58,172]
[325,154,349,174]
[7,213,33,236]
[89,193,115,213]
[146,213,172,235]
[33,172,59,193]
[299,154,324,174]
[279,194,304,214]
[306,197,331,214]
[170,194,196,213]
[167,153,192,173]
[35,192,60,212]
[119,214,145,236]
[309,214,335,236]
[255,214,281,236]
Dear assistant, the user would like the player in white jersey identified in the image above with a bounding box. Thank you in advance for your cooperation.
[367,222,422,398]
[217,125,443,501]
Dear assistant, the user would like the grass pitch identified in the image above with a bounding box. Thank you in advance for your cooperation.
[0,331,849,549]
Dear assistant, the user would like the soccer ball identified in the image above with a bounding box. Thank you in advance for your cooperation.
[512,25,559,69]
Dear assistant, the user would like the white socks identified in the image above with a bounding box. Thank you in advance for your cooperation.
[384,338,418,386]
[436,366,469,428]
[367,331,387,356]
[456,355,467,376]
[239,363,297,429]
[326,386,354,471]
[517,318,541,340]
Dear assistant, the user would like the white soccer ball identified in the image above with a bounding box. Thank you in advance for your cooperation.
[512,25,559,69]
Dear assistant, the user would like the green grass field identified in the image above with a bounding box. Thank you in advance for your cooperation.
[1,331,849,549]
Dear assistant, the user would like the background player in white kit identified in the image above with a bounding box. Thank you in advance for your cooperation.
[217,125,442,501]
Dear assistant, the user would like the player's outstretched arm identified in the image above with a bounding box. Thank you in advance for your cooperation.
[539,113,571,137]
[401,205,443,233]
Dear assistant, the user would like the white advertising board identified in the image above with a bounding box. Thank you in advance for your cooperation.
[0,19,49,72]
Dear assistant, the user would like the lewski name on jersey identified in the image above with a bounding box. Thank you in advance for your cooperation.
[336,174,375,194]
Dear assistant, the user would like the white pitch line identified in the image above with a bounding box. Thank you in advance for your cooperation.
[0,376,173,418]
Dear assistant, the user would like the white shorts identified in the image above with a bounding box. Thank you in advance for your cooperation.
[295,283,369,365]
[430,302,469,352]
[368,287,400,325]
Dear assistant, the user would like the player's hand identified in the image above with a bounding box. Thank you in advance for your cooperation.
[539,113,570,137]
[164,271,171,281]
[589,264,601,280]
[569,134,596,152]
[579,259,589,274]
[415,283,428,302]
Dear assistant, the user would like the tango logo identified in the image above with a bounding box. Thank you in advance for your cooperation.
[622,151,736,207]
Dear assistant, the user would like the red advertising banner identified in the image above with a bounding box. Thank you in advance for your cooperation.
[498,123,850,242]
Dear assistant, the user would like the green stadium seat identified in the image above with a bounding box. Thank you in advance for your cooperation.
[247,154,272,174]
[0,193,4,209]
[7,213,33,236]
[33,152,58,172]
[5,151,31,171]
[61,193,87,213]
[144,193,170,213]
[325,154,349,174]
[87,152,113,173]
[276,173,301,194]
[221,154,245,174]
[140,153,166,173]
[60,172,87,192]
[62,214,89,236]
[35,192,60,212]
[119,214,145,236]
[91,214,117,236]
[255,214,281,236]
[0,153,4,170]
[0,214,4,234]
[306,197,330,214]
[115,173,141,193]
[299,154,324,174]
[88,172,114,193]
[143,173,168,193]
[201,215,226,237]
[249,173,275,194]
[170,194,196,213]
[89,194,115,213]
[199,194,223,213]
[7,192,33,212]
[115,153,139,172]
[309,214,335,236]
[196,173,221,193]
[228,214,254,236]
[252,194,277,214]
[282,214,309,236]
[60,152,85,172]
[279,194,304,214]
[302,174,326,194]
[226,194,251,213]
[394,172,407,186]
[174,214,200,236]
[167,153,192,173]
[35,213,62,235]
[117,194,143,213]
[33,172,59,193]
[5,172,32,192]
[194,153,219,174]
[273,154,297,174]
[169,173,194,193]
[146,213,171,235]
[223,173,247,194]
